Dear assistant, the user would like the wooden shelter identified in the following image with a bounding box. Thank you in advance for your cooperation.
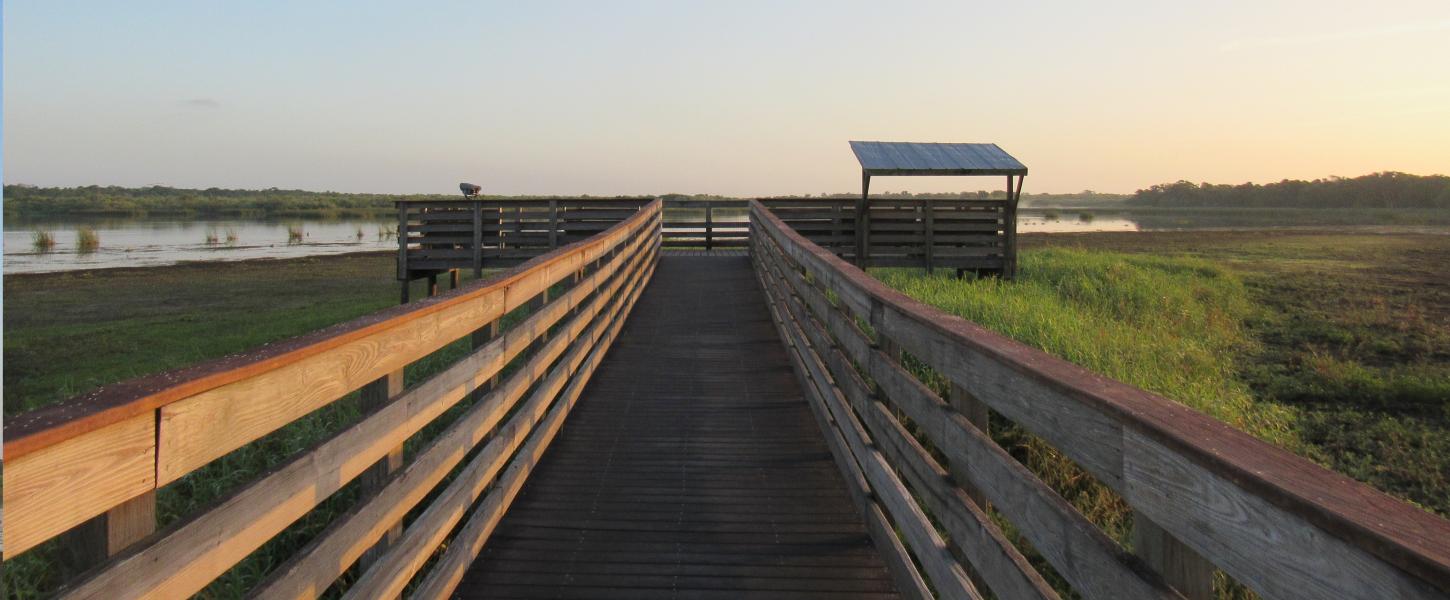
[850,141,1028,277]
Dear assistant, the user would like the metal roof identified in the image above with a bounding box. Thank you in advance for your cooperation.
[849,141,1027,176]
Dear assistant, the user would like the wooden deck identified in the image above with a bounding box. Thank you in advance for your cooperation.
[455,255,901,599]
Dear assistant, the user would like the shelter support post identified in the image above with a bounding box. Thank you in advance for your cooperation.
[856,172,871,267]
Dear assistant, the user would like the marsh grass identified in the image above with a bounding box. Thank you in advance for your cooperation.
[32,230,56,252]
[286,224,305,244]
[226,227,239,244]
[355,226,365,241]
[873,249,1300,598]
[1078,211,1095,222]
[205,228,221,245]
[377,226,395,241]
[76,227,100,253]
[1043,210,1060,220]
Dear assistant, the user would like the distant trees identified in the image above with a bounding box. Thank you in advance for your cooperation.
[1126,172,1450,209]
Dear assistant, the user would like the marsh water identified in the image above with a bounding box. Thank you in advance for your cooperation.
[3,208,1438,274]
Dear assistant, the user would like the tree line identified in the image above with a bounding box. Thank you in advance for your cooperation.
[1126,172,1450,209]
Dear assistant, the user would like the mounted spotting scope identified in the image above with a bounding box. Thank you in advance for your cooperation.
[459,182,482,198]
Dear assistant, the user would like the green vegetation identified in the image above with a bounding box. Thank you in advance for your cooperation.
[286,224,305,243]
[1042,210,1060,220]
[1129,171,1450,209]
[873,232,1448,596]
[3,253,505,597]
[205,228,221,245]
[31,229,55,251]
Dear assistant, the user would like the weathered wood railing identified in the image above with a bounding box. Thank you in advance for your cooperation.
[750,201,1450,600]
[760,197,1013,275]
[2,200,661,598]
[660,198,750,250]
[398,197,655,280]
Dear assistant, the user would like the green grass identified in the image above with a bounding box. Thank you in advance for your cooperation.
[873,249,1297,446]
[872,234,1450,597]
[3,253,514,597]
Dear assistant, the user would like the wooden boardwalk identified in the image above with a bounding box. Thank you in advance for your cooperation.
[455,255,901,599]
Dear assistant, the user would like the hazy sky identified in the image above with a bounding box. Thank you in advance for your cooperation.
[4,1,1449,196]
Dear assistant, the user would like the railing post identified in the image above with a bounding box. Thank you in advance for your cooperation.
[357,370,405,570]
[471,318,501,402]
[924,200,935,274]
[948,383,988,508]
[856,173,871,267]
[1133,512,1215,600]
[59,490,157,573]
[398,201,410,304]
[705,203,714,251]
[548,199,559,250]
[472,201,483,278]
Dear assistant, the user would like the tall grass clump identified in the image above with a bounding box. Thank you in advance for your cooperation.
[1078,211,1095,222]
[1043,210,1060,220]
[286,224,304,244]
[205,228,221,245]
[225,227,239,244]
[377,225,395,241]
[355,226,365,241]
[32,230,56,252]
[875,249,1295,442]
[872,249,1300,590]
[76,226,100,253]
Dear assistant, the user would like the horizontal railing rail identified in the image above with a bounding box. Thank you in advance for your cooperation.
[660,198,750,250]
[759,197,1012,274]
[398,197,656,278]
[2,200,662,599]
[750,201,1450,600]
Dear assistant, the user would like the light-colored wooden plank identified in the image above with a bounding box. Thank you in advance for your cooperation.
[2,413,155,557]
[753,253,932,600]
[759,263,980,600]
[54,216,659,600]
[408,254,654,600]
[154,210,659,485]
[254,230,654,600]
[349,246,656,600]
[1124,430,1445,600]
[756,248,1055,600]
[757,228,1176,600]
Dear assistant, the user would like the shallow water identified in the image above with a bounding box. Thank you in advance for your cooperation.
[4,218,396,274]
[9,208,1424,274]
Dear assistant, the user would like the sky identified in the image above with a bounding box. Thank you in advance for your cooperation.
[3,1,1449,196]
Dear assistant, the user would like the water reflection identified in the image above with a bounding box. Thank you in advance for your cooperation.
[4,218,396,274]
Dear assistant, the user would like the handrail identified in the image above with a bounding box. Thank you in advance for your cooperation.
[1,200,660,599]
[750,201,1450,600]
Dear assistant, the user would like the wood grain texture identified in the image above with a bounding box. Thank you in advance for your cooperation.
[757,245,1052,600]
[751,201,1450,597]
[760,255,980,600]
[4,203,659,465]
[758,257,931,600]
[1124,430,1444,600]
[346,246,655,600]
[56,219,655,600]
[2,413,155,557]
[407,254,653,600]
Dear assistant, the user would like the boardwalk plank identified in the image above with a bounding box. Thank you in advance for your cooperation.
[455,256,900,599]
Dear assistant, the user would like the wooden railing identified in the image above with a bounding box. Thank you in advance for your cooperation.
[760,197,1013,275]
[1,200,662,598]
[398,196,655,277]
[660,198,749,250]
[750,201,1450,600]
